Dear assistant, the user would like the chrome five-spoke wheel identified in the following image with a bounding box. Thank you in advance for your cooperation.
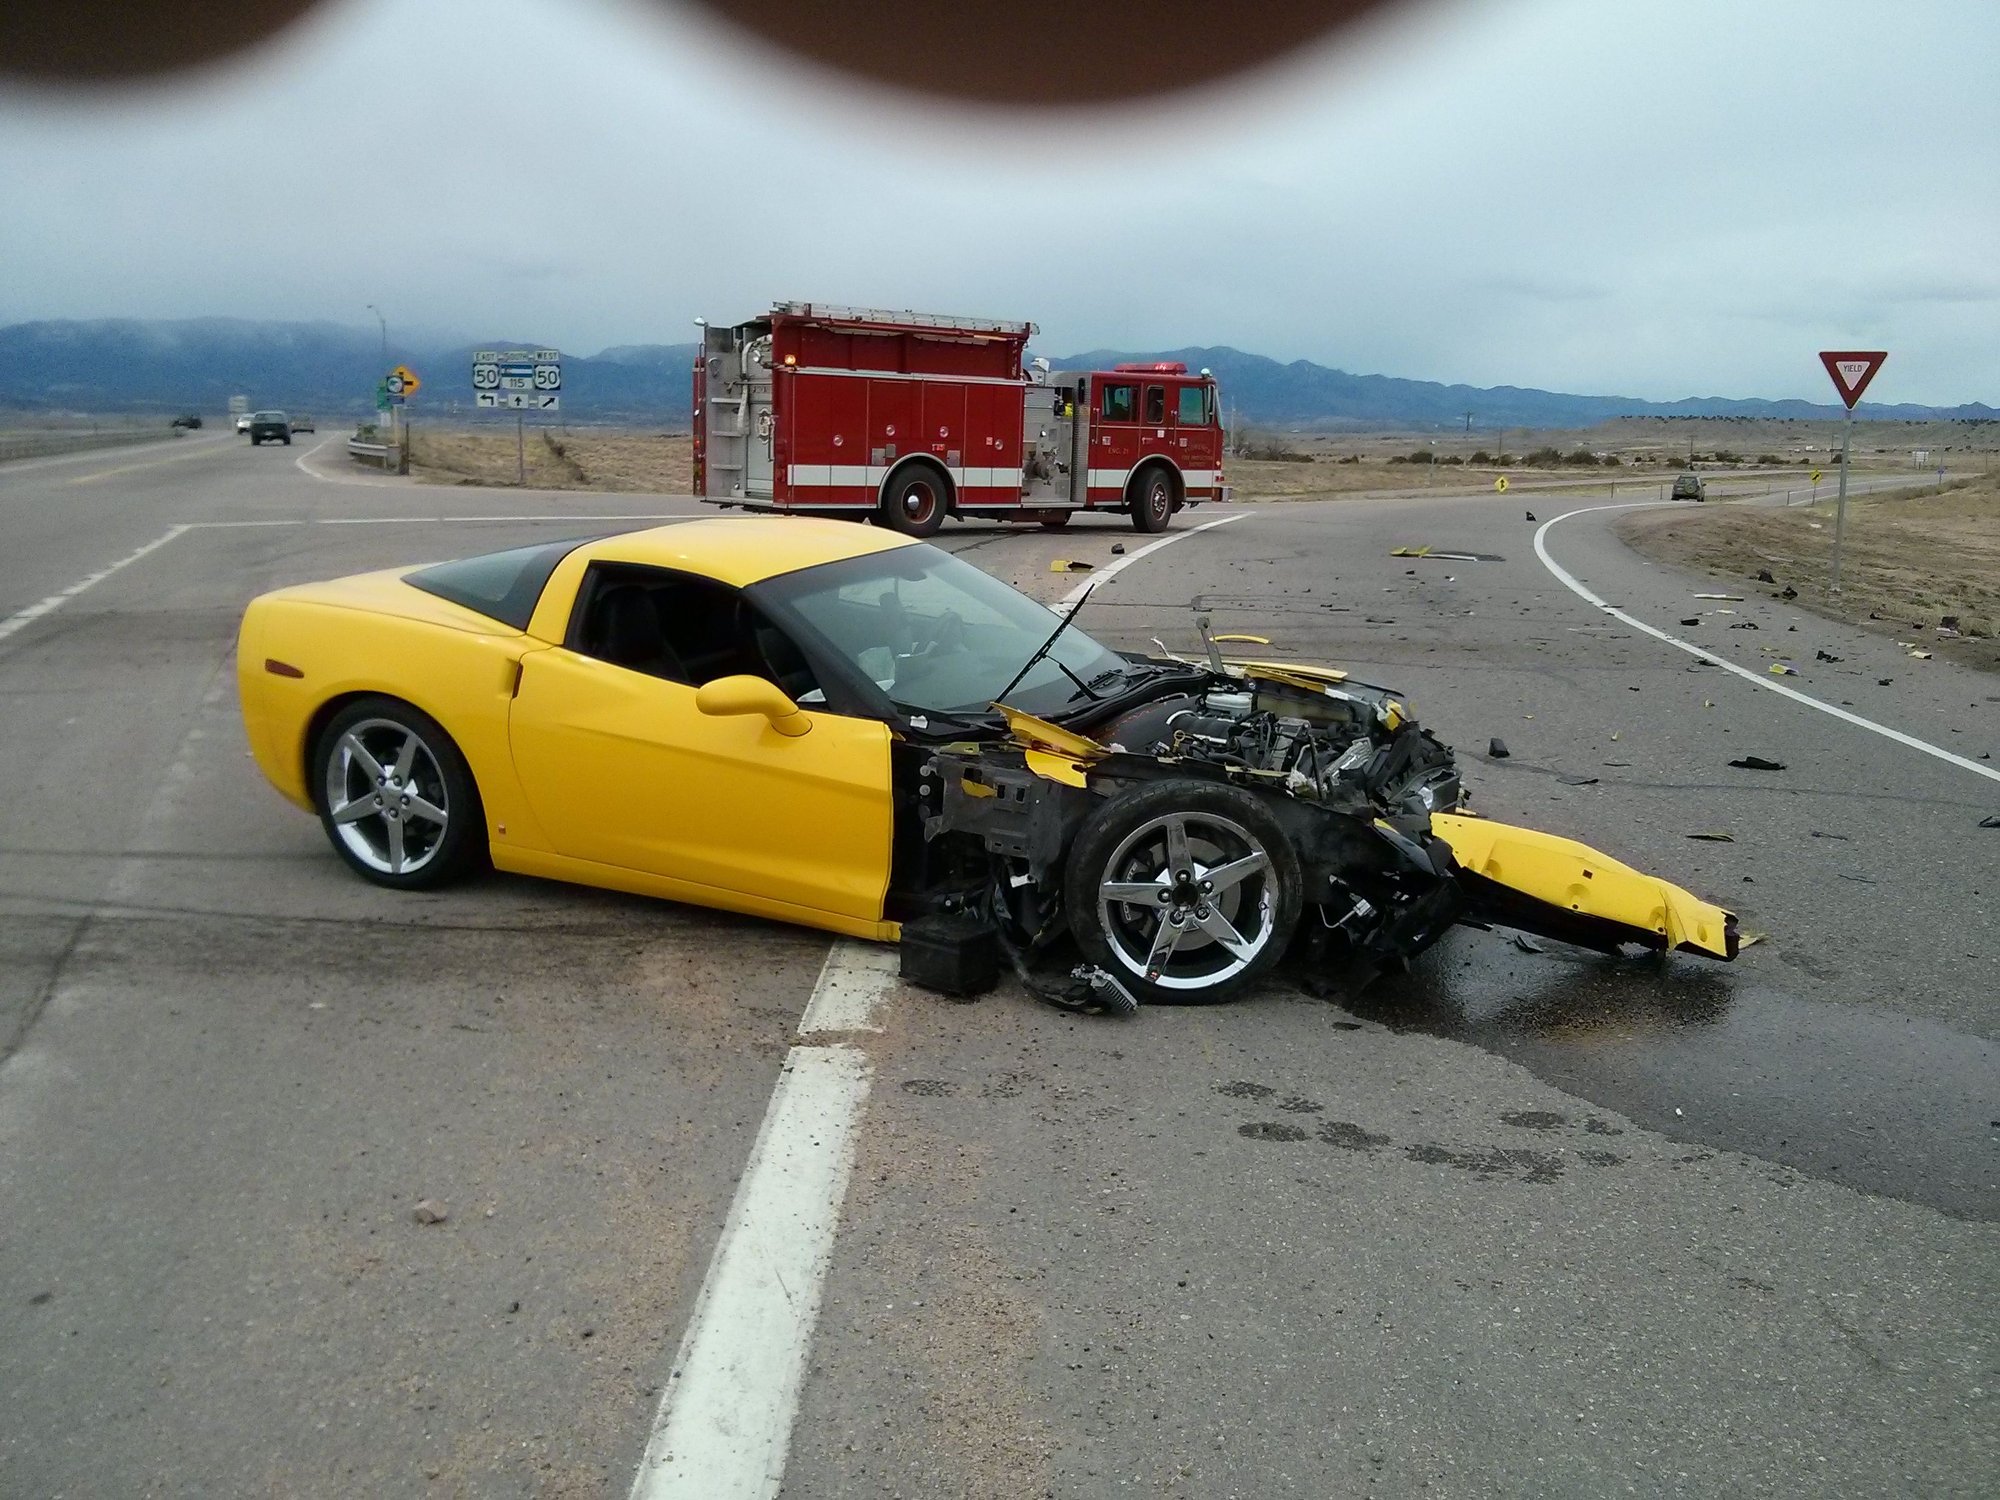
[1065,783,1303,1003]
[325,717,451,876]
[312,697,483,889]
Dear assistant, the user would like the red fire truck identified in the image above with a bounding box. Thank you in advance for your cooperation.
[692,302,1228,536]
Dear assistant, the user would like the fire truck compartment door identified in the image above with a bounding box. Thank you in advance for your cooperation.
[745,372,775,498]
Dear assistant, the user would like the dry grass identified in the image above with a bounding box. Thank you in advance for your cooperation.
[1618,478,2000,670]
[407,426,691,491]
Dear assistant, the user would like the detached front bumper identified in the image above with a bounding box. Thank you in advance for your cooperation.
[1432,812,1738,960]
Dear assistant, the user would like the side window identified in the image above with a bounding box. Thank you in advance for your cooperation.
[1144,385,1165,424]
[1176,386,1210,425]
[1100,383,1136,422]
[569,563,820,701]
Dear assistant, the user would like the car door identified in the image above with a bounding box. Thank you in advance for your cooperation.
[507,564,894,924]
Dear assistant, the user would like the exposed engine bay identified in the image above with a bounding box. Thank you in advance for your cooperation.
[906,659,1737,1014]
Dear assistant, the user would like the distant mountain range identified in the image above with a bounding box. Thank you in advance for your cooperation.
[0,318,1989,429]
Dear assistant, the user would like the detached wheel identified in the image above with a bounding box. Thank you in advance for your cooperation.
[1130,465,1174,533]
[312,696,485,889]
[1064,781,1301,1004]
[880,465,947,537]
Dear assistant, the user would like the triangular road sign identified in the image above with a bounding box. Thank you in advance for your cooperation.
[1818,349,1886,409]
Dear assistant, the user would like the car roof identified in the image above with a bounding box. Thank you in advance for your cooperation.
[571,515,922,588]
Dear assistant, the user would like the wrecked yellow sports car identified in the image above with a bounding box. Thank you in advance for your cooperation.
[237,518,1735,1013]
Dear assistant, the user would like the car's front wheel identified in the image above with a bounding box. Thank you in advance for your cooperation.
[311,696,485,889]
[1064,780,1301,1003]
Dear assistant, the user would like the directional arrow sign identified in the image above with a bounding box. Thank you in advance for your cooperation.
[1818,350,1886,410]
[392,363,422,396]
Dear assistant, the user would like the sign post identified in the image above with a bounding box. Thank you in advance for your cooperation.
[473,350,560,487]
[1817,350,1887,593]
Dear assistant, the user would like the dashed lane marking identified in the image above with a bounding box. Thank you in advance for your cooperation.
[0,524,191,646]
[1534,503,2000,787]
[628,939,897,1500]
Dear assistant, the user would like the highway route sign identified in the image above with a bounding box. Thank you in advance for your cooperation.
[476,391,560,411]
[1818,350,1886,409]
[474,349,561,395]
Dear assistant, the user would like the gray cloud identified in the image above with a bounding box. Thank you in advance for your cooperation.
[0,0,1993,406]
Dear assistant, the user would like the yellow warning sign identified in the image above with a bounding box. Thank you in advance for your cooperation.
[1494,476,1509,493]
[1810,468,1823,484]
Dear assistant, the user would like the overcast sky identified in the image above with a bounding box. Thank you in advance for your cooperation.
[2,0,1993,405]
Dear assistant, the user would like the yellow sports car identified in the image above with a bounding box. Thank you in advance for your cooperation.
[237,518,1736,1011]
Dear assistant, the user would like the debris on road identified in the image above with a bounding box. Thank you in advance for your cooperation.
[1728,756,1787,771]
[1907,648,1933,660]
[1877,677,1893,685]
[1730,621,1760,630]
[1488,737,1511,758]
[1980,816,2000,830]
[1511,934,1546,953]
[1695,593,1745,601]
[1681,617,1701,626]
[411,1200,448,1225]
[1110,543,1126,555]
[1810,829,1851,840]
[1558,774,1600,786]
[1687,831,1736,842]
[1769,663,1799,676]
[1524,510,1536,521]
[1051,559,1093,572]
[1755,569,1776,583]
[1815,650,1843,662]
[1779,585,1799,600]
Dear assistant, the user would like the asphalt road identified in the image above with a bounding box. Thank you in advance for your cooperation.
[0,437,1992,1498]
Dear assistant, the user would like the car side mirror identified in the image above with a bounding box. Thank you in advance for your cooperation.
[695,674,812,737]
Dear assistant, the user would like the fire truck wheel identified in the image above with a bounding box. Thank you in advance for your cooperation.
[1038,514,1071,530]
[881,465,949,537]
[1130,464,1175,534]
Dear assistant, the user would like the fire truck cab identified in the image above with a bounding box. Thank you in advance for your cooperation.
[693,302,1227,536]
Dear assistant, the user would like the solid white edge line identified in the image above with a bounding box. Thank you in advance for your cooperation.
[629,938,896,1500]
[1059,509,1250,606]
[797,941,900,1034]
[0,524,191,645]
[1533,503,2000,787]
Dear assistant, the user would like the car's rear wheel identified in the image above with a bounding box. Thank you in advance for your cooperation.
[1129,464,1174,533]
[312,696,484,889]
[1064,781,1301,1004]
[880,464,948,537]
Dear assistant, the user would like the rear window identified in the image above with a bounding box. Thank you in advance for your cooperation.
[253,411,286,421]
[403,537,592,630]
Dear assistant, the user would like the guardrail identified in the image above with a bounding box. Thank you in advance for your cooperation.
[0,428,181,464]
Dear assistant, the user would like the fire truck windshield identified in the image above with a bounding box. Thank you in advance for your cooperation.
[756,545,1130,719]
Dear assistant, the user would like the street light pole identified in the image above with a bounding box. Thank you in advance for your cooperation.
[367,304,392,453]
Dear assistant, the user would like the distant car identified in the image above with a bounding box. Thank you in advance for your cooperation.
[170,413,202,429]
[290,413,315,433]
[1672,472,1705,501]
[248,410,292,446]
[236,414,253,434]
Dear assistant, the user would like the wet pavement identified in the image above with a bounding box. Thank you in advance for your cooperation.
[1344,930,1998,1221]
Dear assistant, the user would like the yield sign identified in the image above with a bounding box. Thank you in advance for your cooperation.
[1818,349,1887,409]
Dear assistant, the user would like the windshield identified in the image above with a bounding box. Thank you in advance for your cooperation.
[756,545,1129,718]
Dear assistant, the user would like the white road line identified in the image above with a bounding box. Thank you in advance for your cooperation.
[0,434,227,477]
[0,524,190,646]
[293,432,340,479]
[797,941,900,1033]
[629,939,898,1500]
[1058,510,1251,607]
[1534,503,2000,787]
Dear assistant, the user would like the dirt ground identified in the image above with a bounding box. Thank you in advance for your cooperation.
[406,426,691,492]
[1617,478,2000,671]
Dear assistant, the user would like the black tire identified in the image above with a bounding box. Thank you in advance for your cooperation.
[1038,513,1072,530]
[1129,464,1175,533]
[283,437,292,445]
[879,464,948,537]
[311,695,486,890]
[1064,780,1302,1004]
[250,436,261,446]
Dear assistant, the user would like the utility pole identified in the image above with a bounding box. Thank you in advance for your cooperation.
[1463,410,1472,435]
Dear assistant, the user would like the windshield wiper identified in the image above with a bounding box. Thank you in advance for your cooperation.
[993,583,1099,707]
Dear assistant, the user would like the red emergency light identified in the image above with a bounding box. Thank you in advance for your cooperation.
[1113,362,1189,374]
